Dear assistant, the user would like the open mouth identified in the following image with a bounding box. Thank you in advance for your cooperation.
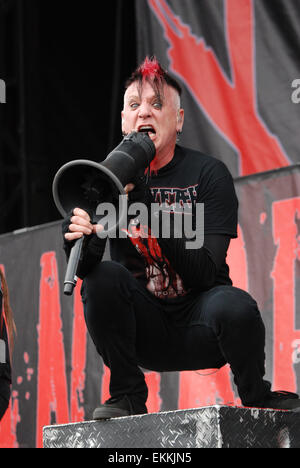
[138,125,156,135]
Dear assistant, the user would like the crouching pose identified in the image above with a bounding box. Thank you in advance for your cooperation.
[63,57,300,419]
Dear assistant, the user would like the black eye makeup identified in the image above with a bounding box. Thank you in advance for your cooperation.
[152,99,163,109]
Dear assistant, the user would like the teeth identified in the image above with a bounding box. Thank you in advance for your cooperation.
[139,126,155,133]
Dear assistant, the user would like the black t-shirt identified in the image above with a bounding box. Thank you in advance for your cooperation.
[109,145,238,299]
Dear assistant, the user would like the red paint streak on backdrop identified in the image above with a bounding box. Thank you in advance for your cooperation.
[179,365,240,409]
[70,278,87,421]
[36,252,69,448]
[271,198,300,391]
[0,397,20,448]
[148,0,290,175]
[144,371,162,412]
[227,224,248,291]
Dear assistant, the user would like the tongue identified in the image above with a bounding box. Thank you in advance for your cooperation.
[148,132,156,141]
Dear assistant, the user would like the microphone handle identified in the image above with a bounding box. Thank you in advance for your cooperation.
[64,236,84,295]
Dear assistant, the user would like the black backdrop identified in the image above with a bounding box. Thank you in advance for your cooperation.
[0,0,137,235]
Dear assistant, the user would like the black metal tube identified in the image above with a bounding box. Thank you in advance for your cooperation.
[63,236,84,295]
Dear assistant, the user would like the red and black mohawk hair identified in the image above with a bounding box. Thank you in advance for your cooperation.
[139,56,164,81]
[125,56,182,97]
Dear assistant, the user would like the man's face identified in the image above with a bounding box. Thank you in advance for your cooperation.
[121,80,184,159]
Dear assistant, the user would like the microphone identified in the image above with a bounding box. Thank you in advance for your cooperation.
[63,236,84,295]
[53,131,156,295]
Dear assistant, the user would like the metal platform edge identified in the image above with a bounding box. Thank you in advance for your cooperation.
[42,405,300,449]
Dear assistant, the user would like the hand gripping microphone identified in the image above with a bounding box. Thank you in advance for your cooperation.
[52,131,156,295]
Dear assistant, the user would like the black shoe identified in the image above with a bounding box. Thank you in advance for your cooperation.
[251,391,300,412]
[92,395,148,420]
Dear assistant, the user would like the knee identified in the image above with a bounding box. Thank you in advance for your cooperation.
[85,260,126,288]
[204,286,263,331]
[82,261,133,302]
[82,261,133,328]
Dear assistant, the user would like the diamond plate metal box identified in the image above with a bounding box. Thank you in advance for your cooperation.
[43,405,300,448]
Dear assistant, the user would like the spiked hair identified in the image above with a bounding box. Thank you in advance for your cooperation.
[125,56,182,98]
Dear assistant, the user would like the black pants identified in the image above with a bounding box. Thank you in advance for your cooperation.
[82,261,271,406]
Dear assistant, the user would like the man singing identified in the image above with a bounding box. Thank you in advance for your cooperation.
[63,57,300,419]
